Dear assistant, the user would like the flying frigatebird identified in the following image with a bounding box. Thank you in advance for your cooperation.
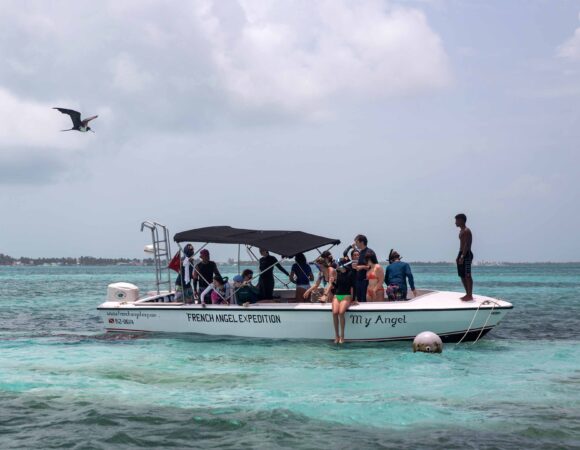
[53,108,98,132]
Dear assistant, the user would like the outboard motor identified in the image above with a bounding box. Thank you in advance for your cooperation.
[107,282,139,303]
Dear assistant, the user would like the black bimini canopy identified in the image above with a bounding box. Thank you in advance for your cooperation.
[174,226,340,258]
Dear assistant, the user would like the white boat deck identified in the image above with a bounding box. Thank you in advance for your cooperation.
[99,289,512,312]
[98,289,513,341]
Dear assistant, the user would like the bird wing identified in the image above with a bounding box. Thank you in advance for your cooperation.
[53,108,82,128]
[81,115,98,125]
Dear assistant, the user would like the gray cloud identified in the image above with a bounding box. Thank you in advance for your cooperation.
[0,1,579,262]
[557,12,580,61]
[0,1,451,133]
[0,149,68,185]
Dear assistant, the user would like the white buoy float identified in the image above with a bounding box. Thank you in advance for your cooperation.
[413,331,443,353]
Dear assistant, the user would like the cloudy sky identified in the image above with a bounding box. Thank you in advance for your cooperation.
[1,0,579,262]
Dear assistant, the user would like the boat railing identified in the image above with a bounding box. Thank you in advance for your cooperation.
[141,220,173,295]
[135,292,179,304]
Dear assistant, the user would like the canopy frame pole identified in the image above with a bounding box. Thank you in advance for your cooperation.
[197,245,278,303]
[191,242,208,258]
[173,241,210,302]
[244,245,262,284]
[193,241,236,303]
[195,245,278,304]
[192,265,215,302]
[227,253,287,303]
[174,243,199,303]
[196,274,230,303]
[323,243,338,254]
[275,257,291,289]
[176,243,185,301]
[245,245,290,289]
[190,241,214,301]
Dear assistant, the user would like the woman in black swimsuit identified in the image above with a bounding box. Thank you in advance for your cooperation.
[332,257,357,344]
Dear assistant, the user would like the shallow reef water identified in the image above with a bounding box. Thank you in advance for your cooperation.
[0,264,579,449]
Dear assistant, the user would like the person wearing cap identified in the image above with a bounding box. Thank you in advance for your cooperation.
[175,243,195,302]
[384,250,417,300]
[231,274,244,305]
[257,249,290,300]
[193,249,221,304]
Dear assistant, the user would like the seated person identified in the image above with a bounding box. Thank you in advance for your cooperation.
[234,269,260,306]
[200,275,232,306]
[332,257,358,343]
[232,274,244,305]
[289,253,314,302]
[385,250,417,300]
[304,252,335,302]
[311,250,336,290]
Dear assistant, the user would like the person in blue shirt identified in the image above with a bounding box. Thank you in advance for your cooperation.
[289,253,314,302]
[384,250,417,300]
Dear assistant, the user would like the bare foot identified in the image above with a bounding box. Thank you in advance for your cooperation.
[460,295,467,300]
[339,337,345,344]
[334,337,340,344]
[461,296,474,301]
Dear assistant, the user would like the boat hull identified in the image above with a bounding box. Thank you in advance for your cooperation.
[97,291,512,342]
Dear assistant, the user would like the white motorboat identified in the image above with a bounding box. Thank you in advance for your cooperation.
[97,221,513,343]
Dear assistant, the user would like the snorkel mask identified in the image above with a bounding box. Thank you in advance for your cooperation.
[336,258,353,270]
[388,249,401,263]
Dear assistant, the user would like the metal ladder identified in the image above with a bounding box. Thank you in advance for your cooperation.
[141,220,173,294]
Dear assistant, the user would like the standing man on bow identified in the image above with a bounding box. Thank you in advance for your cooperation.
[455,213,474,301]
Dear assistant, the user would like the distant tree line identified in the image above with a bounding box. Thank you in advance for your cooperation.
[1,253,573,266]
[0,254,15,265]
[0,253,156,266]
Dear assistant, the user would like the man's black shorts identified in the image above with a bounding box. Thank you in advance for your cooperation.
[457,251,473,278]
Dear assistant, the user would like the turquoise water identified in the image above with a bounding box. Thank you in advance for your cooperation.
[0,264,578,449]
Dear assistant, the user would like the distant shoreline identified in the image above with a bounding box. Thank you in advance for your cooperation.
[1,255,579,267]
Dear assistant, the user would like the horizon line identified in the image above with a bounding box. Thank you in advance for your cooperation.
[2,258,580,265]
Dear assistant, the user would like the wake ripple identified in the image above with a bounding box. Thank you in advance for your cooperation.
[0,392,577,450]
